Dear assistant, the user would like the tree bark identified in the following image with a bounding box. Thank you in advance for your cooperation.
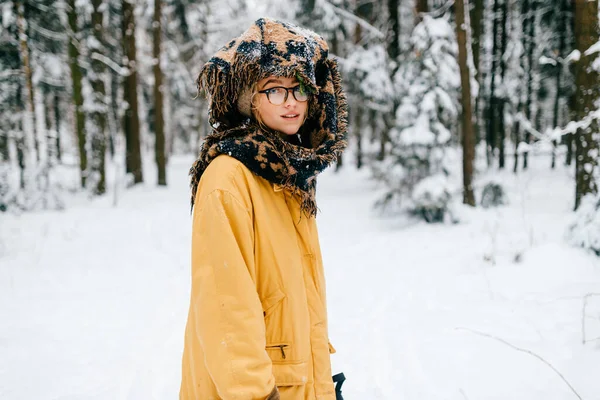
[573,0,599,209]
[497,0,508,169]
[67,0,87,188]
[54,92,62,163]
[416,0,429,14]
[90,0,108,194]
[153,0,167,186]
[487,0,501,166]
[354,105,363,169]
[470,0,483,82]
[122,0,143,184]
[16,1,38,166]
[551,0,568,170]
[523,0,536,170]
[470,0,484,144]
[456,0,476,206]
[0,126,7,162]
[387,0,400,63]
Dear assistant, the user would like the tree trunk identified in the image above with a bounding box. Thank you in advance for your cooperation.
[456,0,476,206]
[523,0,536,170]
[153,0,167,186]
[470,0,484,144]
[513,119,520,173]
[67,0,87,188]
[416,0,429,14]
[354,105,363,169]
[565,94,574,165]
[386,0,400,163]
[122,0,143,184]
[497,0,508,169]
[0,127,7,163]
[44,88,54,165]
[16,1,38,166]
[388,0,400,63]
[551,0,568,170]
[90,0,108,194]
[470,0,483,82]
[487,0,501,166]
[54,92,62,162]
[573,0,599,209]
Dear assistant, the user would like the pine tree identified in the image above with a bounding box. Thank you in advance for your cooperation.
[382,15,460,221]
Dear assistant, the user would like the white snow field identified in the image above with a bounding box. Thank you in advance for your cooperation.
[1,154,599,400]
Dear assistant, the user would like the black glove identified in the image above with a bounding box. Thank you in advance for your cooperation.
[333,373,346,400]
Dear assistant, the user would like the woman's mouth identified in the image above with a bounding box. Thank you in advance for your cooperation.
[281,113,299,120]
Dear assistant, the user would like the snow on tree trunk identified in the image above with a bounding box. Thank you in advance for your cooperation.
[67,0,87,189]
[573,0,599,210]
[89,0,108,195]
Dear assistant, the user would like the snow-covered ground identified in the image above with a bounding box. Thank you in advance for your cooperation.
[1,155,599,400]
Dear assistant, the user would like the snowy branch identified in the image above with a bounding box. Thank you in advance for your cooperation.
[457,327,583,400]
[29,20,68,41]
[419,0,455,18]
[321,0,385,39]
[90,52,128,76]
[0,69,23,80]
[516,109,600,145]
[584,42,600,57]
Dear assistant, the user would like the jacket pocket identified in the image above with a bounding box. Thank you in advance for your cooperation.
[266,343,290,361]
[261,288,286,318]
[271,361,308,386]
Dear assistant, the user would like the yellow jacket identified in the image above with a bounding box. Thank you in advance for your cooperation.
[180,155,336,400]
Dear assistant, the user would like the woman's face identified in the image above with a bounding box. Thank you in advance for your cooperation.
[254,76,309,137]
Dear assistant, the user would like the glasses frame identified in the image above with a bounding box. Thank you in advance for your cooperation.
[257,85,310,105]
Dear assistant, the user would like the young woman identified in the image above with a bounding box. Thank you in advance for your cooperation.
[180,18,347,400]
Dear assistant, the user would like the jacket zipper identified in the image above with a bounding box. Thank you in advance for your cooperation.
[266,344,288,359]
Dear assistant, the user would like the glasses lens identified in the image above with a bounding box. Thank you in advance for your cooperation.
[293,86,309,102]
[266,88,286,105]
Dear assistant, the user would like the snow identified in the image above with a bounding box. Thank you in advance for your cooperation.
[584,41,600,57]
[1,154,600,399]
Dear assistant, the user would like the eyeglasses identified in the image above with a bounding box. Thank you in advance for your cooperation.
[257,85,310,105]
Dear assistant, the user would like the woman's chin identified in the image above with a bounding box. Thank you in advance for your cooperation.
[276,125,301,136]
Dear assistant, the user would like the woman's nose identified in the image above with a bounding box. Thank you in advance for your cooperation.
[285,92,297,107]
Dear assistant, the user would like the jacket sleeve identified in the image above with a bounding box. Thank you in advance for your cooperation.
[191,188,276,400]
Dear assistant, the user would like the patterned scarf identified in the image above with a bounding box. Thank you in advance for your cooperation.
[189,18,347,217]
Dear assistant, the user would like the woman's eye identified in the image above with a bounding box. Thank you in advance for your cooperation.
[266,88,281,95]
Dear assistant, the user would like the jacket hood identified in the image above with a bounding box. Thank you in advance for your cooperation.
[196,17,347,150]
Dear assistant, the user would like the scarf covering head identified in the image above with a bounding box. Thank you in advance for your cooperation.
[189,17,348,217]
